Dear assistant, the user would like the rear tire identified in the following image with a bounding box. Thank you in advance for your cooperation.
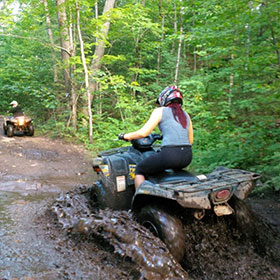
[7,124,14,137]
[136,205,185,262]
[27,124,34,136]
[3,124,7,135]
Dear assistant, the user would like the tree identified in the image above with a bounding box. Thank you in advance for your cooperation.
[42,0,58,83]
[89,0,116,95]
[76,0,93,141]
[56,0,78,130]
[56,0,72,93]
[0,0,279,190]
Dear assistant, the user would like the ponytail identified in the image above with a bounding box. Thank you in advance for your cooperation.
[168,102,187,128]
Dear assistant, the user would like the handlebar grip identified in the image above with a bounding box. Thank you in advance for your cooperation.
[152,133,163,140]
[118,133,128,141]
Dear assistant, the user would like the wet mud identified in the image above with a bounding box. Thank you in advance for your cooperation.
[181,198,280,280]
[0,116,280,279]
[51,186,280,280]
[51,186,189,280]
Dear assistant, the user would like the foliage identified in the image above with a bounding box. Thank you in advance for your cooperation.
[0,0,279,192]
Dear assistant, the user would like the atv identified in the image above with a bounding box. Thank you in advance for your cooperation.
[91,133,260,261]
[3,116,34,137]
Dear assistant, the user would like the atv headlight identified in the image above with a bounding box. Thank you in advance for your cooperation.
[17,117,25,126]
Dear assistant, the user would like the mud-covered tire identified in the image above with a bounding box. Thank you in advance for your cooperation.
[7,124,14,137]
[90,181,115,210]
[90,180,135,211]
[3,123,7,135]
[90,182,105,210]
[136,205,185,262]
[27,124,34,136]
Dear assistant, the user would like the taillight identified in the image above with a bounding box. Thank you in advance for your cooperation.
[216,189,230,200]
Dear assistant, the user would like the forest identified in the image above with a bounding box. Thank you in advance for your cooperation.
[0,0,279,192]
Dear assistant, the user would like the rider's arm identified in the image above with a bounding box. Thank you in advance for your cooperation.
[124,107,163,140]
[188,118,193,145]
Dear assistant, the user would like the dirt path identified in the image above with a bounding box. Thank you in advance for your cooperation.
[0,128,95,193]
[0,116,280,280]
[0,118,187,279]
[0,117,108,279]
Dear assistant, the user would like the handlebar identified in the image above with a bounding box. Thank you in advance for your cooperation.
[118,133,127,141]
[118,133,162,142]
[117,133,162,150]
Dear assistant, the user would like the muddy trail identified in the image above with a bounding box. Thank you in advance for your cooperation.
[0,116,280,279]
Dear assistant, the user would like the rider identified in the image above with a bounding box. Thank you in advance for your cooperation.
[9,101,24,117]
[120,85,193,189]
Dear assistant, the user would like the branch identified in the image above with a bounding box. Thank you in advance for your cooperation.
[0,33,71,55]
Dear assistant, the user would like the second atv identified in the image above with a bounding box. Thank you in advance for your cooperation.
[3,116,34,137]
[91,134,260,261]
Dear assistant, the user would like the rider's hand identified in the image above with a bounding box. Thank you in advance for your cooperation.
[118,133,128,141]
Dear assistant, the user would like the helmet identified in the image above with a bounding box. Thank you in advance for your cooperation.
[157,86,183,106]
[10,100,18,107]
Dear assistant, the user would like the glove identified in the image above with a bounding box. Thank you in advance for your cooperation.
[118,133,127,141]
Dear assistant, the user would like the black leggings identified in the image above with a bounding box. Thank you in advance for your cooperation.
[135,146,192,176]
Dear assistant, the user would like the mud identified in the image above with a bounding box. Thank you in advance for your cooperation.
[0,115,280,279]
[52,186,189,279]
[51,186,280,280]
[181,198,280,280]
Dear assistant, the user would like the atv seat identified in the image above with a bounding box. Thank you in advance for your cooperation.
[148,169,199,185]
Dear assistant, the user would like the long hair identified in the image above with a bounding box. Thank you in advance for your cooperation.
[168,101,187,128]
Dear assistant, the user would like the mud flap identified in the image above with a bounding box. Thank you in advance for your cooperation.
[214,203,234,216]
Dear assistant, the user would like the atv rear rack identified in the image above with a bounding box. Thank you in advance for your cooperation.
[159,168,260,194]
[136,168,260,209]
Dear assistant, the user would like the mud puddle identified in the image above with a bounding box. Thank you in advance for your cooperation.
[0,189,115,279]
[0,191,60,279]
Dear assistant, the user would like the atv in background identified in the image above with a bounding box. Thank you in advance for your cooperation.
[3,116,34,137]
[91,134,260,261]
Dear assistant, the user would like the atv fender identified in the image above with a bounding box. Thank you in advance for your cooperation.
[93,155,135,210]
[131,180,212,211]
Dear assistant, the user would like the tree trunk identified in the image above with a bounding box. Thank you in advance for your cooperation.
[88,0,115,115]
[42,0,58,83]
[133,33,142,90]
[69,11,77,131]
[56,0,71,94]
[95,1,98,19]
[192,14,197,74]
[94,1,102,115]
[174,7,183,84]
[156,0,165,84]
[171,1,177,55]
[89,0,116,85]
[229,54,234,108]
[76,1,93,142]
[56,0,78,130]
[1,0,6,10]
